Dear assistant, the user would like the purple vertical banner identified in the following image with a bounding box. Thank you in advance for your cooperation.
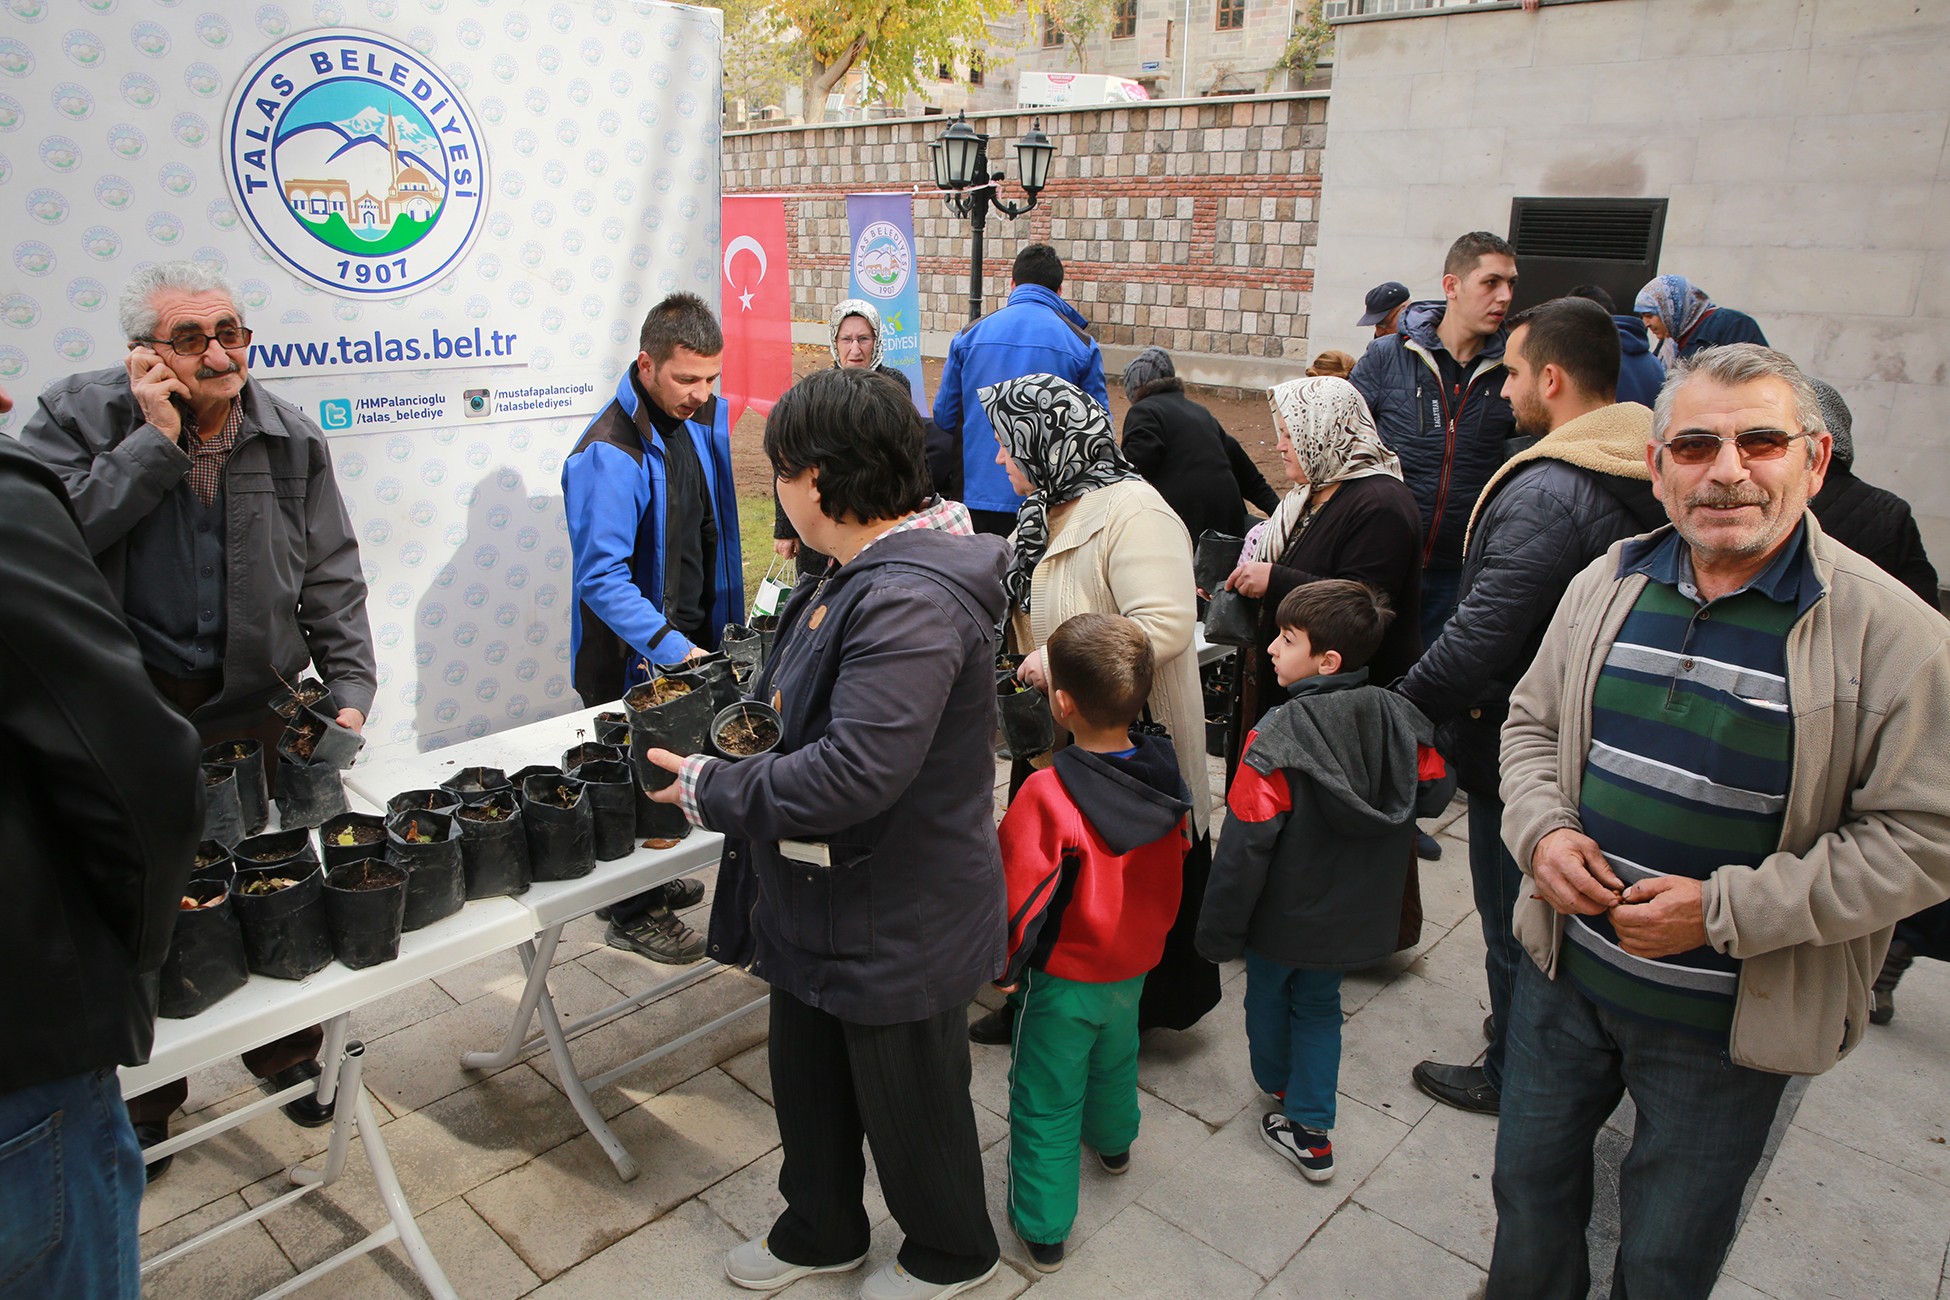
[845,193,926,410]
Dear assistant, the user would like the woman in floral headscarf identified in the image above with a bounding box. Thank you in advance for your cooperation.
[1223,376,1424,753]
[980,372,1220,1034]
[1633,274,1769,366]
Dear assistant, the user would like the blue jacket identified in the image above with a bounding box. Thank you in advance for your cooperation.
[1677,304,1768,359]
[931,283,1110,513]
[562,369,744,701]
[1348,301,1515,571]
[1612,314,1666,408]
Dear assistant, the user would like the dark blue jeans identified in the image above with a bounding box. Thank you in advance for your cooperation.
[1242,951,1343,1131]
[1419,565,1463,652]
[1488,961,1789,1300]
[1468,794,1524,1091]
[0,1069,144,1299]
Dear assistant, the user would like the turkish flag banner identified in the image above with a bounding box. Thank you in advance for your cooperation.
[719,195,793,431]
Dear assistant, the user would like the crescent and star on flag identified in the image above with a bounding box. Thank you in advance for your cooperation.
[723,235,767,311]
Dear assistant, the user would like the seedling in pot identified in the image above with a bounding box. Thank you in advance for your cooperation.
[533,782,584,808]
[332,823,385,848]
[627,676,692,709]
[330,861,399,892]
[458,802,512,822]
[242,875,300,895]
[180,881,228,911]
[271,673,333,720]
[194,845,231,872]
[711,701,782,759]
[208,740,257,764]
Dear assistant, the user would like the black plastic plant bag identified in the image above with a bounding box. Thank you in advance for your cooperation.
[439,766,512,800]
[1194,530,1244,595]
[386,809,465,931]
[233,827,318,873]
[201,762,245,849]
[203,738,269,836]
[232,861,334,980]
[323,861,409,970]
[561,740,623,771]
[320,811,388,870]
[709,701,782,761]
[568,759,636,861]
[388,788,462,818]
[274,757,348,829]
[997,679,1055,759]
[521,774,596,882]
[455,790,531,898]
[157,865,250,1019]
[277,705,362,770]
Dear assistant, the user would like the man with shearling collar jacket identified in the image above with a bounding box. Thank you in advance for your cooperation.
[18,260,374,1174]
[1487,344,1950,1299]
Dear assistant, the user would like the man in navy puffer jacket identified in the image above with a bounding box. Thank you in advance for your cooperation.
[1349,232,1519,650]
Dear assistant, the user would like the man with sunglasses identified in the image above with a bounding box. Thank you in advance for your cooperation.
[1487,344,1950,1298]
[19,260,374,1176]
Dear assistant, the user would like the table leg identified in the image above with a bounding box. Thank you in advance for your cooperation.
[531,968,642,1182]
[457,928,563,1071]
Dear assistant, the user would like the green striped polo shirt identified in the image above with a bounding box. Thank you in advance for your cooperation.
[1564,524,1817,1039]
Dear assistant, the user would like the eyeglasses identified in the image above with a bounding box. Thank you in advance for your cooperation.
[145,326,253,355]
[1657,429,1812,466]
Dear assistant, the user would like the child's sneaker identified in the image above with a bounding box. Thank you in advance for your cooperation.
[1261,1113,1334,1183]
[1020,1237,1065,1274]
[1097,1148,1130,1176]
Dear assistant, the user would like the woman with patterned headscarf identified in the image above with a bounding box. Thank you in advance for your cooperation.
[1633,274,1769,366]
[977,372,1220,1036]
[1223,377,1424,758]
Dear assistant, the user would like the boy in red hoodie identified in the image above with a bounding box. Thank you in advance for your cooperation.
[997,613,1193,1274]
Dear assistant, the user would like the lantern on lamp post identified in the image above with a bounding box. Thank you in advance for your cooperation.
[929,113,1058,322]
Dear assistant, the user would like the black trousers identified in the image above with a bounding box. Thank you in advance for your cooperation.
[968,508,1018,538]
[766,986,999,1284]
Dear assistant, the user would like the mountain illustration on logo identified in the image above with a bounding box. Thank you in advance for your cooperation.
[274,81,447,257]
[858,237,905,287]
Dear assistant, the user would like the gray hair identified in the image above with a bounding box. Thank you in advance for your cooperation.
[119,260,240,340]
[1651,343,1826,459]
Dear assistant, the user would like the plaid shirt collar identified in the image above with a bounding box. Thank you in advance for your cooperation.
[185,397,243,507]
[854,496,975,560]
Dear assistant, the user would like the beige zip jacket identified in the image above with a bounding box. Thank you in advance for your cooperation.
[1027,478,1212,837]
[1501,514,1950,1075]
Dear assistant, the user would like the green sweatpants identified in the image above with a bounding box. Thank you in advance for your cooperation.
[1006,968,1145,1245]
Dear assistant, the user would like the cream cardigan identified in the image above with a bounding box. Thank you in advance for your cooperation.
[1027,478,1212,836]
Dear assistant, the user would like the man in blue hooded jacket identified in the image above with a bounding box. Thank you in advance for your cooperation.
[1350,232,1519,650]
[1567,284,1665,407]
[931,244,1111,535]
[562,292,744,962]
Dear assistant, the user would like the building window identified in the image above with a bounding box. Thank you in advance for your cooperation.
[938,61,953,80]
[1216,0,1244,29]
[1042,14,1064,45]
[968,55,985,86]
[1113,0,1138,39]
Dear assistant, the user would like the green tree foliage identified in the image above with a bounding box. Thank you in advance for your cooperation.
[749,0,1018,123]
[1035,0,1115,72]
[706,0,800,116]
[1268,0,1333,89]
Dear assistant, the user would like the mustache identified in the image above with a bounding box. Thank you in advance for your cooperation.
[196,363,241,379]
[1684,487,1770,509]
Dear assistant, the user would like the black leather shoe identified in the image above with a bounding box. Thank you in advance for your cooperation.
[265,1060,336,1127]
[1483,1014,1495,1044]
[661,877,706,911]
[969,1004,1015,1046]
[1412,1061,1500,1115]
[1415,831,1443,861]
[136,1120,173,1183]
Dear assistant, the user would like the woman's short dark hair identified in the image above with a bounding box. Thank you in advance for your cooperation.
[765,367,930,524]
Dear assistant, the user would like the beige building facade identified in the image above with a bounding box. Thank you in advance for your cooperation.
[1310,0,1950,563]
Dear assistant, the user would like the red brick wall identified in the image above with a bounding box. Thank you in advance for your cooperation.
[723,93,1327,362]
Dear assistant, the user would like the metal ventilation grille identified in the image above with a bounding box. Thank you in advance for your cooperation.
[1510,198,1667,263]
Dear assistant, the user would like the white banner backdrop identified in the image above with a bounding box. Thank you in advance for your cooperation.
[0,0,723,753]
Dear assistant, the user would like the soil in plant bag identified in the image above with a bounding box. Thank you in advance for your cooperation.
[288,704,363,768]
[507,764,562,799]
[386,809,465,931]
[594,711,630,747]
[711,702,782,760]
[624,675,712,793]
[323,861,409,970]
[203,739,269,835]
[272,677,333,721]
[193,840,234,874]
[455,790,532,898]
[231,862,333,980]
[440,766,512,800]
[388,788,462,818]
[234,828,318,872]
[568,759,636,861]
[275,757,348,829]
[521,774,595,881]
[320,812,388,870]
[561,740,623,771]
[201,763,246,849]
[997,678,1055,759]
[158,868,251,1019]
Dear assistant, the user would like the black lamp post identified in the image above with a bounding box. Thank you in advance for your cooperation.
[931,113,1057,322]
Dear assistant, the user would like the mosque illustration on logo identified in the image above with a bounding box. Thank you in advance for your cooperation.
[274,94,448,257]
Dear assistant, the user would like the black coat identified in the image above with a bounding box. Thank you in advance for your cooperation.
[1349,302,1516,571]
[0,437,204,1094]
[1398,454,1664,798]
[701,525,1011,1024]
[1121,381,1279,543]
[1810,468,1941,612]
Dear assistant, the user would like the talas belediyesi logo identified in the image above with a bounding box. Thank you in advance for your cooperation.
[224,29,488,299]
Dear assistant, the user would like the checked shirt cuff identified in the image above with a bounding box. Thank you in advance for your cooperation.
[675,753,716,828]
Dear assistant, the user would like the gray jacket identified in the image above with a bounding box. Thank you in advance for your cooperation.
[18,367,375,725]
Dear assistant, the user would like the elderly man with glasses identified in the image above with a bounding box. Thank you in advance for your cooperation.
[18,259,374,1177]
[1486,344,1950,1299]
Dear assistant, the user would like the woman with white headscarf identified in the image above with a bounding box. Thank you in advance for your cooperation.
[1223,377,1424,751]
[775,299,960,576]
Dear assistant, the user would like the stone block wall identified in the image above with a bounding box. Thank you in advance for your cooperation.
[723,94,1327,369]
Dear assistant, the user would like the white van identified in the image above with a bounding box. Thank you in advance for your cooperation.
[1016,71,1151,108]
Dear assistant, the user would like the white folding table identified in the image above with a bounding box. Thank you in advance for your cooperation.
[344,705,766,1182]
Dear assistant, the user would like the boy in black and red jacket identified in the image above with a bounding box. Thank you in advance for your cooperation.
[997,613,1192,1275]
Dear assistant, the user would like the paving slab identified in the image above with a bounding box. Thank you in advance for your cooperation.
[1351,1101,1501,1270]
[282,1195,542,1300]
[1015,1202,1263,1299]
[1260,1201,1485,1299]
[464,1067,779,1280]
[135,1084,338,1237]
[697,1145,891,1244]
[1334,968,1492,1126]
[1133,976,1262,1127]
[1138,1095,1411,1279]
[380,1063,587,1211]
[528,1199,749,1299]
[141,1192,296,1300]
